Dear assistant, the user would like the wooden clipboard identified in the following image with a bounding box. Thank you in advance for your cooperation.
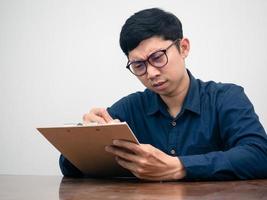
[37,122,139,177]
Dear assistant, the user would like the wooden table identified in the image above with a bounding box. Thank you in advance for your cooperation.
[0,175,266,200]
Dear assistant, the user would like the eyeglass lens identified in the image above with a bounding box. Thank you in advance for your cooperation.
[129,51,167,75]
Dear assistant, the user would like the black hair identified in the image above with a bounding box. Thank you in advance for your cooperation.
[119,8,183,56]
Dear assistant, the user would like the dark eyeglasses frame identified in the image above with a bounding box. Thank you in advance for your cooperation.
[126,38,180,76]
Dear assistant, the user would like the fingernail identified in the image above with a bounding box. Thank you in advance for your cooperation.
[105,146,110,151]
[113,140,118,145]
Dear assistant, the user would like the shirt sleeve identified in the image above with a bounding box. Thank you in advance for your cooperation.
[179,85,267,180]
[107,95,132,122]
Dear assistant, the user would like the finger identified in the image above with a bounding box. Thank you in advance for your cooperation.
[131,173,161,181]
[82,113,91,124]
[131,171,153,181]
[115,156,146,174]
[130,168,166,181]
[112,140,143,155]
[83,113,106,124]
[105,145,140,163]
[115,158,158,180]
[108,119,121,124]
[96,108,113,123]
[83,108,112,124]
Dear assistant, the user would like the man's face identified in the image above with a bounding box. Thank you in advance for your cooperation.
[128,36,190,97]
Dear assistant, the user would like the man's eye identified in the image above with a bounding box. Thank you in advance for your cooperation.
[133,65,142,69]
[153,55,162,60]
[132,62,145,69]
[150,52,164,62]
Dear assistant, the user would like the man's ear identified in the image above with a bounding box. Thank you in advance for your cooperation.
[179,38,190,59]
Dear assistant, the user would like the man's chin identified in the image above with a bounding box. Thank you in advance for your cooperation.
[150,88,171,96]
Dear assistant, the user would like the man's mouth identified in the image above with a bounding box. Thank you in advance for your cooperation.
[152,81,167,89]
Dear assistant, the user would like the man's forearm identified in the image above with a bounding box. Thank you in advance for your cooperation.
[179,144,267,180]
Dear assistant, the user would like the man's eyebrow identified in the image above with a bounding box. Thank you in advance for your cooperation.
[147,48,163,57]
[129,58,145,63]
[128,56,146,63]
[129,48,163,62]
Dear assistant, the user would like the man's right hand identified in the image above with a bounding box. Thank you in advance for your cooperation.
[82,108,115,125]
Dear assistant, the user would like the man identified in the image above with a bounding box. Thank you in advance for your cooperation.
[60,8,267,181]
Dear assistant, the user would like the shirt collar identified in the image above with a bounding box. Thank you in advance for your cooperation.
[146,89,167,116]
[146,69,201,116]
[182,70,201,115]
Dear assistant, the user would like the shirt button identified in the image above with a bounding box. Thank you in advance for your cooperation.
[171,121,176,126]
[170,149,176,155]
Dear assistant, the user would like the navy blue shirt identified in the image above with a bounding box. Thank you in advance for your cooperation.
[59,71,267,180]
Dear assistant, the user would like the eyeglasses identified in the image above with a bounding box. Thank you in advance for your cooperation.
[126,39,180,76]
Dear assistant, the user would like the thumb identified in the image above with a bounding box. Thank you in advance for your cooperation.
[108,119,121,124]
[99,108,113,123]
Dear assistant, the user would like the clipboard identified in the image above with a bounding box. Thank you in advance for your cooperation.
[37,122,139,177]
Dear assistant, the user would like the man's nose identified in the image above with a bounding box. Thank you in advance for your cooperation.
[146,63,160,79]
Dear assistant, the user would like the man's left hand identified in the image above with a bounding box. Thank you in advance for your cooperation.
[105,140,186,181]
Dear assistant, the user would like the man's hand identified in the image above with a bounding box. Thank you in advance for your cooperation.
[105,140,186,181]
[83,108,116,124]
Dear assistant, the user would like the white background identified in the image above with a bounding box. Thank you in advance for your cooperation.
[1,0,266,175]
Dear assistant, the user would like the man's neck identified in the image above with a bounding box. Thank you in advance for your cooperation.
[160,74,190,118]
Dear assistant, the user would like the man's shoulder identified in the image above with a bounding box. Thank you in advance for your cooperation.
[194,78,248,113]
[197,78,244,97]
